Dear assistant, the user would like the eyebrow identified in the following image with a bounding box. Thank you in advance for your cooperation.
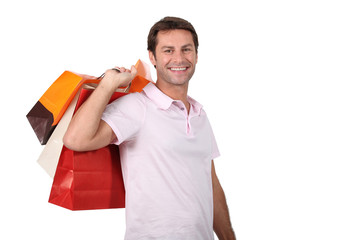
[161,44,194,49]
[181,44,194,49]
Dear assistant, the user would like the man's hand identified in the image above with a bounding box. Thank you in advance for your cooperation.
[100,65,138,92]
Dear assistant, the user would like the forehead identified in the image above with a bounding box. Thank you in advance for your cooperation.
[156,29,194,48]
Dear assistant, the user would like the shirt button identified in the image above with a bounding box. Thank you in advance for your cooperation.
[180,107,185,111]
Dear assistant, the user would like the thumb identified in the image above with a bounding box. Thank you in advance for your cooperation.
[130,65,138,78]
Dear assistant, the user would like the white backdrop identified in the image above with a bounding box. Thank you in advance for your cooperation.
[1,0,359,239]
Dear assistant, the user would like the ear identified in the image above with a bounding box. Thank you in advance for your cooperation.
[148,50,156,66]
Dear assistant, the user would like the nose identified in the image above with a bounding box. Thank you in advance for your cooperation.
[172,50,185,64]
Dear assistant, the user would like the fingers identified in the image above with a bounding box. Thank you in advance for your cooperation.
[102,65,137,88]
[112,67,125,73]
[113,66,133,73]
[103,65,137,86]
[110,65,137,80]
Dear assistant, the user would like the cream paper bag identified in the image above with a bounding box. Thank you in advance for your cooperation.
[37,89,81,177]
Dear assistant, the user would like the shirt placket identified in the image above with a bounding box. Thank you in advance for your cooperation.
[174,101,193,135]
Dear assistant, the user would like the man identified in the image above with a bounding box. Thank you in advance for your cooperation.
[64,17,235,240]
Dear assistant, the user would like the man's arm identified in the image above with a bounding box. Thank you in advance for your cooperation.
[63,66,137,151]
[212,160,236,240]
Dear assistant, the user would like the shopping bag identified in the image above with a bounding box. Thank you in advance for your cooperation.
[27,59,152,145]
[49,89,127,210]
[36,60,153,177]
[37,88,81,177]
[26,72,100,145]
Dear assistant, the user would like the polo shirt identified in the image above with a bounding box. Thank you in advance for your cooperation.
[101,82,220,240]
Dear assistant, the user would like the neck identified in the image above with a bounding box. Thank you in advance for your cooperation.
[155,80,190,111]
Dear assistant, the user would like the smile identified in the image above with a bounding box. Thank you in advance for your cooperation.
[169,67,188,71]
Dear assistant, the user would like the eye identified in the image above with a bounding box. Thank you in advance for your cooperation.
[164,49,173,54]
[182,48,194,54]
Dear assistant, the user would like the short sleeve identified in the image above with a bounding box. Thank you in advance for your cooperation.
[101,92,146,145]
[210,122,220,160]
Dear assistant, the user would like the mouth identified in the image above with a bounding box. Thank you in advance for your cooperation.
[168,67,189,73]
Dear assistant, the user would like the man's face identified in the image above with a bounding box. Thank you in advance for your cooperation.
[149,29,198,86]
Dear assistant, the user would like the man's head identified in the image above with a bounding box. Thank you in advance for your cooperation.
[147,17,199,87]
[147,17,199,59]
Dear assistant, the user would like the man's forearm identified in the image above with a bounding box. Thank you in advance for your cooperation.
[63,67,137,151]
[212,162,236,239]
[63,81,115,150]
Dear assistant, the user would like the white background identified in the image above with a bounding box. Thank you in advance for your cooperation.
[1,0,359,239]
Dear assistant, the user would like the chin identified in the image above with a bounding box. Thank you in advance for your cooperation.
[170,77,191,86]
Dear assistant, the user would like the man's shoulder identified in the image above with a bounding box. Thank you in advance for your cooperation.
[105,91,147,115]
[115,91,146,105]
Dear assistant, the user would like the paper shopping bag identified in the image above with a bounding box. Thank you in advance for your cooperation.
[26,72,100,145]
[49,89,127,210]
[27,59,153,145]
[37,88,81,177]
[49,144,125,210]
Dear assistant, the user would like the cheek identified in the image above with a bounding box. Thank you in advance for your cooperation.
[185,53,197,63]
[158,56,172,67]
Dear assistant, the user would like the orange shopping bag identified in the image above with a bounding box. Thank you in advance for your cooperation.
[26,72,99,144]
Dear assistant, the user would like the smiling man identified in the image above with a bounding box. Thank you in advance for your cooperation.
[63,17,235,240]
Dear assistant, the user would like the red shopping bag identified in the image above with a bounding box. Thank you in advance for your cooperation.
[49,89,127,210]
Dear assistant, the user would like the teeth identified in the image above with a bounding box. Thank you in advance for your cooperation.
[171,67,187,71]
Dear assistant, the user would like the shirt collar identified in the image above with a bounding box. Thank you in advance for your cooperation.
[143,83,173,110]
[187,95,203,115]
[143,83,203,114]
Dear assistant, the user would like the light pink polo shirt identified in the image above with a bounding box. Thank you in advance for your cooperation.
[102,83,220,240]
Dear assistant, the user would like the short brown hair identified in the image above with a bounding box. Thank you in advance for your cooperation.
[147,16,199,57]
